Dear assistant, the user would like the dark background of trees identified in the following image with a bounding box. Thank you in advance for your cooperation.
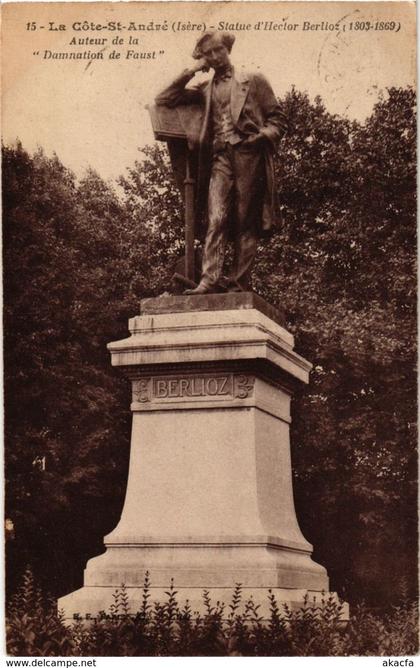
[3,86,416,610]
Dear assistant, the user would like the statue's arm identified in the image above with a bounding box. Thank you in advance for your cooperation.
[253,73,288,146]
[155,69,204,108]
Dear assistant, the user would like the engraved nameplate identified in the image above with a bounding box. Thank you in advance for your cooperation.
[132,374,254,405]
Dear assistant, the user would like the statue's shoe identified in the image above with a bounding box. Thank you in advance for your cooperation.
[184,284,216,295]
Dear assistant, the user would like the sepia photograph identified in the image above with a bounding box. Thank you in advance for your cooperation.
[2,0,417,658]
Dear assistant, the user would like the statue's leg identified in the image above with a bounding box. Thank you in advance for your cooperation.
[190,150,233,293]
[227,145,265,291]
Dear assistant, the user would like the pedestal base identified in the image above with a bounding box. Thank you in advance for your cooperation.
[59,583,347,621]
[59,295,348,622]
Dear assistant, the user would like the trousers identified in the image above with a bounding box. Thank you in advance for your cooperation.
[200,143,265,291]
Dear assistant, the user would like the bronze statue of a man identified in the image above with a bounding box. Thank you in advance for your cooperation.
[155,31,287,294]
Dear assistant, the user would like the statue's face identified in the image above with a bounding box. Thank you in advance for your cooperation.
[200,35,231,71]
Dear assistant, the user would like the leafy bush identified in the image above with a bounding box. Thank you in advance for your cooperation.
[6,569,418,656]
[6,568,74,656]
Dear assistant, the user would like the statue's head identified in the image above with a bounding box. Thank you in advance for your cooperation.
[192,31,235,70]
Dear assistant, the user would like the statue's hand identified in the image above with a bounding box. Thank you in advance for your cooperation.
[191,58,209,74]
[242,133,265,147]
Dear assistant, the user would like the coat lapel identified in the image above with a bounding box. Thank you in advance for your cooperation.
[230,69,250,126]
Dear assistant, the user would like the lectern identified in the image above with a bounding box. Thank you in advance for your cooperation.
[147,103,203,288]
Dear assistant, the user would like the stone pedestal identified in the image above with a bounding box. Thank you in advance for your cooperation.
[59,294,341,619]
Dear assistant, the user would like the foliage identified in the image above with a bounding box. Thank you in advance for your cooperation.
[3,86,417,609]
[6,573,418,657]
[3,146,134,597]
[255,87,417,605]
[6,568,74,656]
[117,143,185,292]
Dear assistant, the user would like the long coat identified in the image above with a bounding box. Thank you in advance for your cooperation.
[155,67,287,240]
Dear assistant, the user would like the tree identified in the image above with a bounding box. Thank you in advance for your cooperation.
[118,143,185,293]
[4,148,133,597]
[252,88,417,605]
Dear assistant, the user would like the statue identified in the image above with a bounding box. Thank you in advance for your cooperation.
[154,31,287,295]
[59,34,345,622]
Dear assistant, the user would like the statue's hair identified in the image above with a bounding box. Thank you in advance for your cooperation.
[192,31,236,59]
